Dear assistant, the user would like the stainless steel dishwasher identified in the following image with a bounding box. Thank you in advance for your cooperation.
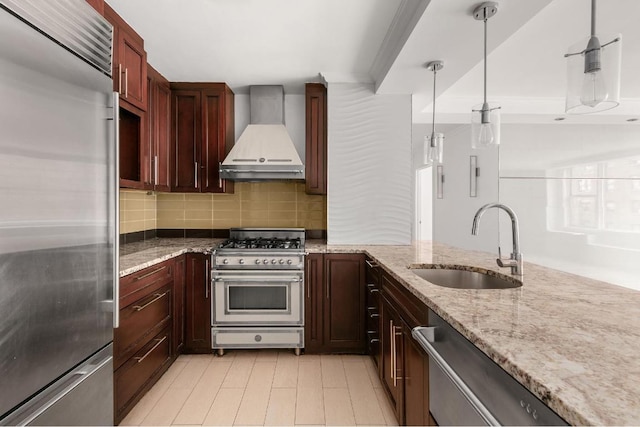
[412,310,567,426]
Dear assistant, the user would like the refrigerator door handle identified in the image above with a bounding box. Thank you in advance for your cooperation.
[112,92,120,328]
[2,346,113,426]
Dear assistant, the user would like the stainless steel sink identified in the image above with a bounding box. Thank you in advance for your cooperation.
[410,267,522,289]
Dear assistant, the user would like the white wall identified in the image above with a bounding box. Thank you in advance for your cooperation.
[432,124,500,253]
[498,123,640,290]
[327,83,412,244]
[234,93,306,162]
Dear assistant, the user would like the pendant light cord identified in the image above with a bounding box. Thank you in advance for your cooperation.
[483,14,488,105]
[431,67,437,139]
[591,0,596,36]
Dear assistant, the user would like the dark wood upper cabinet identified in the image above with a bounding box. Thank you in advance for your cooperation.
[147,65,171,192]
[118,105,148,190]
[170,83,234,193]
[105,3,147,112]
[105,4,149,189]
[304,253,366,354]
[305,83,327,195]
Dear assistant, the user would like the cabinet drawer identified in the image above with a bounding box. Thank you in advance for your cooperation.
[120,259,174,308]
[114,328,171,421]
[115,284,171,368]
[213,327,304,349]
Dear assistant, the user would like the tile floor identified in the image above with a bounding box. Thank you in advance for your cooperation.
[120,350,398,426]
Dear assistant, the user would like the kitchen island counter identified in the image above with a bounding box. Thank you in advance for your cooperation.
[121,238,640,425]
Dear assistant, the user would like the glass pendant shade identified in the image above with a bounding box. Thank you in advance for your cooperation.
[424,133,444,165]
[565,34,621,114]
[471,103,500,149]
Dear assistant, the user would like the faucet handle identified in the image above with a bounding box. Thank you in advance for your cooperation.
[498,246,502,259]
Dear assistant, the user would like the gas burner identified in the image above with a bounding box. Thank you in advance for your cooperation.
[218,237,302,250]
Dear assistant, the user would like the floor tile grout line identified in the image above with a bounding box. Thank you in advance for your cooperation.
[231,355,255,426]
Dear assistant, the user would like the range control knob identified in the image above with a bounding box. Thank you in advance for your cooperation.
[271,259,277,264]
[239,259,245,265]
[279,259,285,265]
[263,259,269,264]
[222,259,229,264]
[255,259,261,265]
[287,259,293,265]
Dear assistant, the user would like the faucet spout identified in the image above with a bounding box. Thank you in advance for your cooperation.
[471,203,523,276]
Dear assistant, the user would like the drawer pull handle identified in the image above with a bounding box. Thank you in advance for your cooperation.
[134,336,167,363]
[367,284,380,293]
[133,292,167,311]
[134,266,166,281]
[365,260,378,268]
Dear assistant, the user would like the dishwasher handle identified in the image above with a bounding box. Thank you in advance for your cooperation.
[412,326,501,426]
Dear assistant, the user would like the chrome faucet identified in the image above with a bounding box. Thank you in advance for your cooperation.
[471,203,523,276]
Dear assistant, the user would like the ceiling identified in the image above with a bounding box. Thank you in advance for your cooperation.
[107,0,640,122]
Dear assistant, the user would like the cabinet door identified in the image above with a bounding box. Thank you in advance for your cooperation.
[185,253,211,352]
[323,254,366,352]
[143,73,154,188]
[403,322,430,426]
[171,90,201,192]
[304,253,324,353]
[173,255,186,357]
[119,26,147,111]
[305,83,327,195]
[201,89,227,193]
[154,81,172,191]
[381,297,404,424]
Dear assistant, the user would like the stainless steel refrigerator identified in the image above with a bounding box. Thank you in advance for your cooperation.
[0,1,117,425]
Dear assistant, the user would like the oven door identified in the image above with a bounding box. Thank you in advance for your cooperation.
[212,270,303,325]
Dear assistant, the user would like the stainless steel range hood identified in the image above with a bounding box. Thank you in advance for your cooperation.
[220,85,304,181]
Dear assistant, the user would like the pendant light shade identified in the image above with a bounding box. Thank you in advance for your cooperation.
[564,0,621,114]
[424,60,444,166]
[471,2,500,149]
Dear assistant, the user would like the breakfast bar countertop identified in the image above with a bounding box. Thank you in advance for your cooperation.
[120,238,640,425]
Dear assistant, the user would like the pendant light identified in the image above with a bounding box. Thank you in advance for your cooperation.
[424,60,444,165]
[564,0,621,114]
[471,2,500,149]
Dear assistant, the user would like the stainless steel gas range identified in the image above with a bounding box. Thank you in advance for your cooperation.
[211,228,306,356]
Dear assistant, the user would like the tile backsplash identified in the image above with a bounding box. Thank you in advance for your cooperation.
[120,189,157,234]
[120,181,326,234]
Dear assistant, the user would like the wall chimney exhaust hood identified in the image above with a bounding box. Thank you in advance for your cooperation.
[220,85,304,181]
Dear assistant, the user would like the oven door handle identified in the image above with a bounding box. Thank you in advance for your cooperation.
[213,276,303,283]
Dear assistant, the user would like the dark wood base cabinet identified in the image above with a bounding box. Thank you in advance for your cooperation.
[378,270,433,426]
[184,253,212,352]
[365,257,382,373]
[114,328,172,424]
[114,259,177,424]
[304,253,366,354]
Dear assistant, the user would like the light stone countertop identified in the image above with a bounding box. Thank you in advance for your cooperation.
[120,238,640,425]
